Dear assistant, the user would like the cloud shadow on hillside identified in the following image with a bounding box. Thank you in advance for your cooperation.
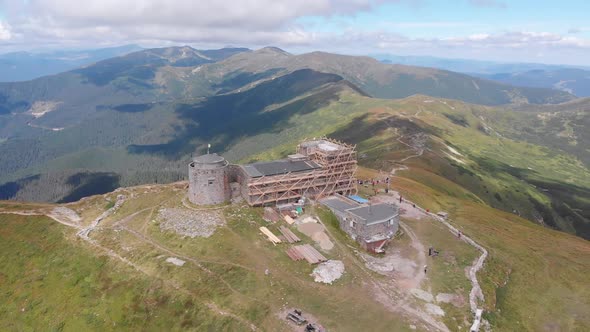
[127,69,345,159]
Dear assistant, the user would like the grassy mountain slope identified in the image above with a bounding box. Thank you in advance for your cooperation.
[0,46,587,237]
[237,94,590,240]
[0,187,422,331]
[0,213,246,330]
[382,171,590,331]
[0,69,361,202]
[200,48,574,105]
[0,60,588,239]
[1,158,588,331]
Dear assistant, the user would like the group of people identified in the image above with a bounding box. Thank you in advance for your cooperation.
[358,177,392,196]
[358,177,391,187]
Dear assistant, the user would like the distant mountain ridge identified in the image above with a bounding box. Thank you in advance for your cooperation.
[477,68,590,97]
[374,53,590,74]
[375,53,590,97]
[0,45,145,82]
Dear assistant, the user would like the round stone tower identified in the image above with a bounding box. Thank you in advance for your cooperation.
[188,153,230,205]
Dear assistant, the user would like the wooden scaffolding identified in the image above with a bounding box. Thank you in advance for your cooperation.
[242,138,357,206]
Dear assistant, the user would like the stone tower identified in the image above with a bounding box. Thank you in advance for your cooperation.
[188,153,230,205]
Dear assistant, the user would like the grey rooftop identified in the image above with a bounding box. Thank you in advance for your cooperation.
[320,196,358,212]
[192,153,225,164]
[241,158,321,178]
[347,204,399,225]
[320,196,398,225]
[190,153,228,169]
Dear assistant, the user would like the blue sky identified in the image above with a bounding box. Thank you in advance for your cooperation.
[0,0,589,65]
[299,1,590,38]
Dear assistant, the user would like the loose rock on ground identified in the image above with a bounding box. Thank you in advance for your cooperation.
[311,260,345,284]
[166,257,186,266]
[158,208,225,238]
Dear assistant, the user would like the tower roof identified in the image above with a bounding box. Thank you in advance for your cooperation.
[192,153,226,165]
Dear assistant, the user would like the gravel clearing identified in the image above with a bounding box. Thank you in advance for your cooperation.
[436,293,455,303]
[166,257,186,266]
[411,288,434,302]
[363,251,417,278]
[297,222,334,251]
[158,208,225,238]
[311,260,345,284]
[425,303,445,316]
[51,206,81,223]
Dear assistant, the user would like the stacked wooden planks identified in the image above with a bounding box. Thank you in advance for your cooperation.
[263,207,281,222]
[285,247,305,261]
[259,227,282,244]
[279,226,301,243]
[283,215,295,225]
[286,244,327,264]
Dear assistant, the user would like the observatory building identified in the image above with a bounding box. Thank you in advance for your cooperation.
[188,138,357,206]
[188,153,230,205]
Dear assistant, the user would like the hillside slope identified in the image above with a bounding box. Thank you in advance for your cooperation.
[0,69,361,202]
[0,46,587,240]
[235,94,590,240]
[1,163,588,331]
[203,48,574,105]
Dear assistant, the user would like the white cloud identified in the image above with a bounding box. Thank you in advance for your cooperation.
[13,0,388,30]
[0,0,589,65]
[0,21,11,40]
[3,0,400,49]
[440,31,590,49]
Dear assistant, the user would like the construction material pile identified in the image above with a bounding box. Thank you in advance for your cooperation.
[263,207,281,222]
[286,244,327,264]
[260,226,282,244]
[279,226,301,243]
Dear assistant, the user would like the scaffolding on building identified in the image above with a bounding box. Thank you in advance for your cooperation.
[242,138,358,206]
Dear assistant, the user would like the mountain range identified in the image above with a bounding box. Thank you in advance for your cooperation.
[1,45,589,331]
[0,46,588,241]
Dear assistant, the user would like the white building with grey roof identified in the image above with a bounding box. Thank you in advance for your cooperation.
[320,195,399,253]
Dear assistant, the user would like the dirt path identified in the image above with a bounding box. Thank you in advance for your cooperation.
[0,210,83,229]
[398,221,427,290]
[377,193,488,316]
[181,195,227,211]
[432,214,487,314]
[1,195,258,331]
[316,211,450,332]
[378,118,488,316]
[84,228,258,331]
[77,194,126,239]
[396,135,425,162]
